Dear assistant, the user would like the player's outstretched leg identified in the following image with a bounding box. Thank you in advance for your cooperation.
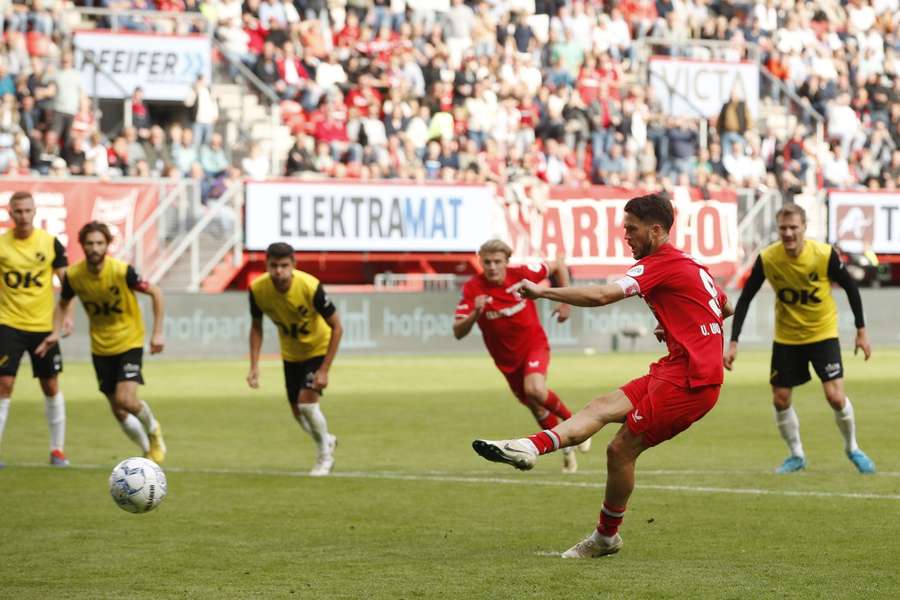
[138,403,167,465]
[473,389,633,471]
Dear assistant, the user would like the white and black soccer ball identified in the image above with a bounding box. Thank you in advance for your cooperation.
[108,457,167,514]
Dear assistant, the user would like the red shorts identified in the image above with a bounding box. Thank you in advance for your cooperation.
[620,374,720,447]
[500,346,550,401]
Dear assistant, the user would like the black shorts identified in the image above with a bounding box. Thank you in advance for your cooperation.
[770,338,843,388]
[92,348,144,395]
[283,355,325,404]
[0,324,63,379]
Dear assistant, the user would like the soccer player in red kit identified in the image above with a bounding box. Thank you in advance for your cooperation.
[454,239,590,473]
[473,193,734,558]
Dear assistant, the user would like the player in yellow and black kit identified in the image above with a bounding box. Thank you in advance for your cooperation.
[246,242,343,476]
[51,221,168,463]
[725,204,875,474]
[0,191,71,467]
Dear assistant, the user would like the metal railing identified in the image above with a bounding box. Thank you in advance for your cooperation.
[115,179,202,276]
[144,183,244,291]
[730,187,783,287]
[61,7,213,35]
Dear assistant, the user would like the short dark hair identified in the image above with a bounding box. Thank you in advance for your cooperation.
[78,221,113,245]
[9,191,33,204]
[624,193,675,232]
[266,242,295,261]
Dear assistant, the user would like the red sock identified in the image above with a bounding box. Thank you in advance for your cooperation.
[538,412,559,430]
[596,502,627,537]
[526,429,560,455]
[544,390,572,420]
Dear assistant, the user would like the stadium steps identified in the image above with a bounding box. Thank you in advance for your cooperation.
[157,231,229,291]
[200,251,247,293]
[212,82,292,171]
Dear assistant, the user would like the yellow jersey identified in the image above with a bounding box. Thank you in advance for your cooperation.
[760,239,838,344]
[249,270,335,362]
[0,228,67,332]
[62,258,146,356]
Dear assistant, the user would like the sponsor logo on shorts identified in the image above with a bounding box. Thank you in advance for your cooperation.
[528,360,540,368]
[824,362,841,375]
[632,410,644,422]
[123,362,140,373]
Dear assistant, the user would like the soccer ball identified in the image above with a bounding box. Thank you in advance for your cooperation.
[108,457,168,513]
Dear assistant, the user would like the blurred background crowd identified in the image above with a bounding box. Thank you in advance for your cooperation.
[1,0,898,200]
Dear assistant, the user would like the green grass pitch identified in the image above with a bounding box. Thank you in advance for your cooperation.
[2,350,899,599]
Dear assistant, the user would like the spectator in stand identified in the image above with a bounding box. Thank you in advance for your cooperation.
[285,134,315,176]
[242,142,270,179]
[665,118,699,177]
[70,96,96,140]
[131,87,152,140]
[123,126,148,173]
[172,128,198,175]
[61,135,87,176]
[107,135,130,176]
[0,63,15,97]
[199,132,229,177]
[185,74,219,147]
[144,125,173,176]
[717,88,753,156]
[85,131,109,177]
[253,41,281,90]
[50,51,83,147]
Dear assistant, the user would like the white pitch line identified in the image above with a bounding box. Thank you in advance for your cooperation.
[8,462,900,501]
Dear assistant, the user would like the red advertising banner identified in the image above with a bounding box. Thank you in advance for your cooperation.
[500,185,738,280]
[0,180,159,264]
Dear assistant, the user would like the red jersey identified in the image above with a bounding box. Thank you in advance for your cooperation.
[615,244,727,389]
[456,263,550,373]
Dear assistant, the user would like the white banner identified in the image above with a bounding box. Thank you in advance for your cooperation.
[244,181,494,252]
[648,57,759,118]
[72,31,212,101]
[828,191,900,253]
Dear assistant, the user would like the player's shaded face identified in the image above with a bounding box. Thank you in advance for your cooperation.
[9,198,35,232]
[479,251,509,284]
[777,214,806,254]
[81,231,109,266]
[267,256,294,290]
[623,213,654,259]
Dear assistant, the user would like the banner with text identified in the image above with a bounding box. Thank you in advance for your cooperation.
[0,180,159,263]
[73,31,212,101]
[244,181,494,252]
[500,185,739,279]
[648,57,759,118]
[828,191,900,253]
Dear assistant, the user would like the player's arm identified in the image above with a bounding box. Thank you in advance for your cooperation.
[36,273,75,358]
[247,290,264,389]
[453,295,486,339]
[724,255,765,370]
[828,247,871,360]
[547,253,571,323]
[516,280,626,307]
[52,238,74,337]
[128,266,165,354]
[311,283,341,391]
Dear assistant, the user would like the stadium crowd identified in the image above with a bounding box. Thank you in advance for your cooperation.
[0,0,898,199]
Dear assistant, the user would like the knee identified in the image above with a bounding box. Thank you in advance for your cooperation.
[772,389,792,411]
[606,438,629,468]
[40,378,59,397]
[0,378,14,398]
[825,392,845,410]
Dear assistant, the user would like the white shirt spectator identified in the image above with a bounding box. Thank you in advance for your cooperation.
[242,153,271,179]
[316,61,347,91]
[754,3,778,33]
[608,13,632,52]
[822,149,853,186]
[848,3,876,33]
[258,0,287,27]
[828,103,861,138]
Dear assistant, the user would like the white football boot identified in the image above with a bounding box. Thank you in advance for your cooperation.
[472,439,537,470]
[309,434,337,476]
[561,447,578,474]
[562,532,623,559]
[577,436,592,453]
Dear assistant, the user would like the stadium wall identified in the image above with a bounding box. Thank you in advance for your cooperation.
[55,288,900,361]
